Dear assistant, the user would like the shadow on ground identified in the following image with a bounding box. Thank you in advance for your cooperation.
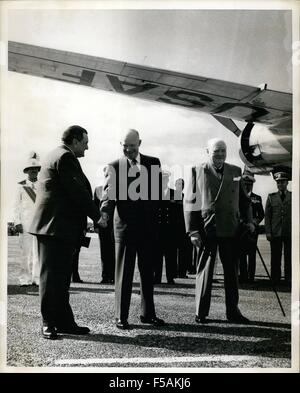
[58,320,291,359]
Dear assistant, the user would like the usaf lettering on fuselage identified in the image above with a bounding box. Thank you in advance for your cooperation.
[55,69,272,124]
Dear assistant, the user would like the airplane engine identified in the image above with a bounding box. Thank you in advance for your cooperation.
[239,122,292,177]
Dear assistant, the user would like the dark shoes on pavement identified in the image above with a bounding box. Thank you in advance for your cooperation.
[195,314,250,324]
[56,324,90,335]
[115,316,166,329]
[195,316,207,324]
[72,276,84,283]
[227,314,250,324]
[100,278,114,284]
[41,326,58,340]
[167,279,176,285]
[140,315,166,326]
[42,324,90,338]
[116,319,130,329]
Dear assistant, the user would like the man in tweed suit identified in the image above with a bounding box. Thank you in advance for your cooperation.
[184,138,254,324]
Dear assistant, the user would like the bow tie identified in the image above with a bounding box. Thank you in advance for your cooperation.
[215,166,224,174]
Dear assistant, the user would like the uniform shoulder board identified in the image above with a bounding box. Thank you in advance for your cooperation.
[18,180,26,185]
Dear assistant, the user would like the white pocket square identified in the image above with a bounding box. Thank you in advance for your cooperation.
[233,176,241,181]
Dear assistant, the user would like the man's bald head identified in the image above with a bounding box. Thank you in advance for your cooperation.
[206,138,227,168]
[120,128,141,160]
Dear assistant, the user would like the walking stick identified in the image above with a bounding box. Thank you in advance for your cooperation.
[256,246,286,317]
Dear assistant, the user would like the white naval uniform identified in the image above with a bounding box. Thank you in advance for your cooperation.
[13,179,40,285]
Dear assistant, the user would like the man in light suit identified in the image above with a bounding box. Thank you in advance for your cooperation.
[100,129,165,329]
[184,138,254,324]
[29,125,101,339]
[265,172,291,286]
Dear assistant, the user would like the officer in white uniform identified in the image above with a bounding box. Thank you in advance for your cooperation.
[14,152,41,286]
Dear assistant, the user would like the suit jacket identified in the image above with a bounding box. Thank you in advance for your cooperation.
[158,188,177,230]
[265,191,291,238]
[94,185,103,210]
[249,192,264,227]
[14,179,40,231]
[29,145,100,243]
[184,161,252,238]
[100,154,161,241]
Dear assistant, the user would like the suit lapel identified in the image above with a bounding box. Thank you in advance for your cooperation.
[221,163,232,191]
[205,162,222,195]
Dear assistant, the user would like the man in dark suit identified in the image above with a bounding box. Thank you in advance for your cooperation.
[99,129,165,329]
[184,138,254,324]
[29,125,101,339]
[239,174,264,283]
[265,172,291,286]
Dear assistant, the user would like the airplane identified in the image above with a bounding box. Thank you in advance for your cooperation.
[7,41,292,178]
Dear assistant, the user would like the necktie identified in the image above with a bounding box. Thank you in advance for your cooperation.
[215,166,223,179]
[130,158,140,194]
[280,192,285,201]
[31,182,36,190]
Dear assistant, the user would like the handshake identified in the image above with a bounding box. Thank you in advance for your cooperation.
[97,212,110,228]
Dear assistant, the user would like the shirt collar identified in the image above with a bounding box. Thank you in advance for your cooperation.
[26,179,37,187]
[128,153,141,165]
[63,144,76,156]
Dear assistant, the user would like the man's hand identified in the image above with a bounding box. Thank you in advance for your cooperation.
[98,212,109,228]
[266,233,272,241]
[190,232,202,248]
[15,224,23,234]
[246,223,256,234]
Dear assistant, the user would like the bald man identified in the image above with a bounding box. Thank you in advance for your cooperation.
[100,129,165,329]
[184,138,254,324]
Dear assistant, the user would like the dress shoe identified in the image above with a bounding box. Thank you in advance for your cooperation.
[56,324,90,334]
[72,277,84,283]
[140,316,166,326]
[227,314,250,324]
[167,279,176,285]
[100,278,111,284]
[116,319,130,329]
[195,316,207,324]
[41,326,58,340]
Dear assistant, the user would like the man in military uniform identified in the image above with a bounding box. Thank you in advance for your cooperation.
[239,173,264,283]
[154,171,177,285]
[265,172,291,286]
[14,152,41,286]
[174,178,193,278]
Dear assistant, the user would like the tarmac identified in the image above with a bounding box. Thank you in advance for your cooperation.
[4,234,296,372]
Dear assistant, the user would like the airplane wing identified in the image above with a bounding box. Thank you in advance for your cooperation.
[8,41,292,135]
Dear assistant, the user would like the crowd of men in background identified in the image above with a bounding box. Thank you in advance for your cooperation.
[11,126,292,338]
